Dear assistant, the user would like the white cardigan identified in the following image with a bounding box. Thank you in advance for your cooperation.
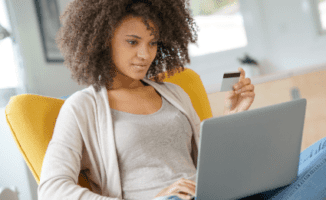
[38,77,202,200]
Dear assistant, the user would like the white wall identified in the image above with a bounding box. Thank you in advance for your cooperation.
[5,0,87,98]
[5,0,326,97]
[187,0,326,87]
[258,0,326,70]
[1,1,86,200]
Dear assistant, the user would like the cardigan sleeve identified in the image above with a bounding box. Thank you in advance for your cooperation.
[38,97,119,200]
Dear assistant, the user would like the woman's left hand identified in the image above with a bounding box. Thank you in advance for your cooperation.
[223,67,255,115]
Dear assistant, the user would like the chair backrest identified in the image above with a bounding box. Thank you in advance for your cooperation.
[5,68,212,190]
[151,68,213,122]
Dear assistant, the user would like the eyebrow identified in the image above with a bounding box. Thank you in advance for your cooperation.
[126,35,158,40]
[126,35,141,39]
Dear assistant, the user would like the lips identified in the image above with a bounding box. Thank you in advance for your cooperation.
[133,63,148,66]
[132,64,147,70]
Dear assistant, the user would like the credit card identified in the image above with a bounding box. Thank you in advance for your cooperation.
[220,72,241,92]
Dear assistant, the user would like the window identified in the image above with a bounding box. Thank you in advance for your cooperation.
[0,0,18,89]
[312,0,326,35]
[188,0,248,57]
[317,0,326,33]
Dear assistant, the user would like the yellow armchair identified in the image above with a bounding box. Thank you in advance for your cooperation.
[5,68,213,190]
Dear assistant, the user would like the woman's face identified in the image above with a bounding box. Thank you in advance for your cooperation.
[110,15,159,86]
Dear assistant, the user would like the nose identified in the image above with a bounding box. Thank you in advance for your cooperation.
[137,44,151,60]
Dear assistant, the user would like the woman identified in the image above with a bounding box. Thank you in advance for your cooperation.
[38,0,255,199]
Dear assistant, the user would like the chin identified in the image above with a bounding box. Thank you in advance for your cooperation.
[130,75,146,81]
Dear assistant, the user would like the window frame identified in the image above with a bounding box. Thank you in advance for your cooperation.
[186,0,267,90]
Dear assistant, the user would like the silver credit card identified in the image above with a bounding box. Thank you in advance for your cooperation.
[220,72,241,92]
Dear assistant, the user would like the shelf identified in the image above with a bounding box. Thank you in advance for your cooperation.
[205,62,326,94]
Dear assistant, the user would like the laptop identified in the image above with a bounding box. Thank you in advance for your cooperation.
[194,98,307,200]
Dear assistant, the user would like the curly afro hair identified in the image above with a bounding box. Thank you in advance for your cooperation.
[55,0,199,92]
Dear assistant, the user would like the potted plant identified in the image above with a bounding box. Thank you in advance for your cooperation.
[237,53,261,78]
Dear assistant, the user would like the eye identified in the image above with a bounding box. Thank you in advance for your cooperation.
[151,42,158,46]
[127,40,158,47]
[127,40,137,45]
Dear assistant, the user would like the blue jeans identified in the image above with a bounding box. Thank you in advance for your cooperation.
[153,196,197,200]
[154,136,326,200]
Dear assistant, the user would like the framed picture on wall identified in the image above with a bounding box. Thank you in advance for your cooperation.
[34,0,64,62]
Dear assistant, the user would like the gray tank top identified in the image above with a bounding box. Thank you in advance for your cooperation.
[111,95,197,200]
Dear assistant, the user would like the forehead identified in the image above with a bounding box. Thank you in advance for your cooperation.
[114,16,158,38]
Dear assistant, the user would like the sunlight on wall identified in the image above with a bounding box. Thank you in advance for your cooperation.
[188,1,248,57]
[0,0,18,89]
[318,1,326,30]
[0,38,19,89]
[189,13,248,57]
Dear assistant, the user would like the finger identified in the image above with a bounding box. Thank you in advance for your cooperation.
[180,178,196,186]
[184,178,196,186]
[180,181,196,193]
[178,190,195,197]
[178,183,196,196]
[235,84,254,94]
[238,67,246,80]
[238,91,255,97]
[169,186,179,193]
[233,78,251,90]
[175,189,195,199]
[176,179,196,194]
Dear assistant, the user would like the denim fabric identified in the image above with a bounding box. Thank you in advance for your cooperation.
[168,196,196,200]
[167,196,196,200]
[154,137,326,200]
[152,196,196,200]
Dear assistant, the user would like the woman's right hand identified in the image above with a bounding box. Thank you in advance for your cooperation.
[154,178,196,200]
